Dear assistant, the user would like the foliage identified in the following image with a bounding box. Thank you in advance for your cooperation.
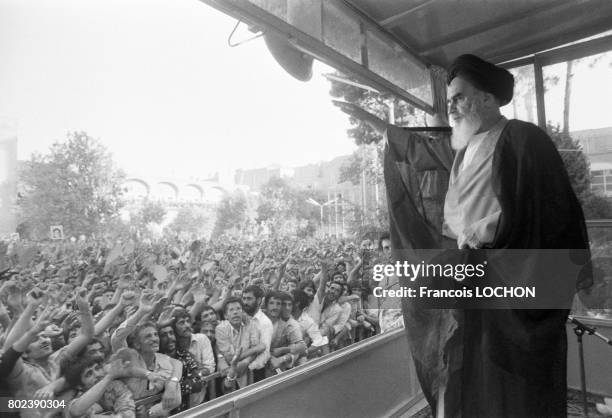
[212,192,247,238]
[547,125,612,219]
[167,205,212,237]
[339,144,384,186]
[329,73,424,146]
[343,204,389,240]
[581,193,612,219]
[548,125,591,197]
[133,200,166,227]
[18,131,124,238]
[255,177,325,236]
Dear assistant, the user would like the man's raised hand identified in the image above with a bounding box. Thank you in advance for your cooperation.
[138,289,156,313]
[119,290,137,307]
[332,100,387,134]
[26,287,46,308]
[75,287,90,312]
[191,283,207,304]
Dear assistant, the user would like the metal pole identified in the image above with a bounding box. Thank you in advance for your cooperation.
[335,193,338,238]
[373,146,380,213]
[574,326,589,418]
[361,147,367,224]
[341,194,345,238]
[320,205,323,233]
[327,191,332,236]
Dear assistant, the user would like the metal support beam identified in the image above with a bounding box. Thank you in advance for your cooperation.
[533,55,547,130]
[198,0,434,112]
[379,0,436,28]
[487,18,612,64]
[501,34,612,68]
[421,0,576,55]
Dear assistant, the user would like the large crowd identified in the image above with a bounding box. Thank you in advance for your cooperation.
[0,233,403,417]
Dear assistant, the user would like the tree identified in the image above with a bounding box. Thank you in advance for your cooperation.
[167,206,212,237]
[339,144,384,186]
[548,125,612,219]
[581,193,612,219]
[211,192,247,238]
[255,177,324,236]
[548,125,591,198]
[18,131,124,238]
[344,203,389,239]
[133,200,166,227]
[329,73,424,146]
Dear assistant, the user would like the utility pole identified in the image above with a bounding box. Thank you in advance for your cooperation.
[334,192,339,238]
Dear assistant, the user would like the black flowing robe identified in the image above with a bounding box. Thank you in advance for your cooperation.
[384,119,592,417]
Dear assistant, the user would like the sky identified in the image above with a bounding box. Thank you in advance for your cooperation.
[2,0,611,182]
[0,0,357,180]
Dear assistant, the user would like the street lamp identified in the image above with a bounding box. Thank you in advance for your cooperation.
[306,197,336,234]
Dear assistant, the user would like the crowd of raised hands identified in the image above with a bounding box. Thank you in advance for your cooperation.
[0,232,399,417]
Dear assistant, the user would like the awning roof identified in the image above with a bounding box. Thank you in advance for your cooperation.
[346,0,612,67]
[200,0,612,111]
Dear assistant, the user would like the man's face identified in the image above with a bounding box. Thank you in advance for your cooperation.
[159,326,176,354]
[225,302,243,326]
[326,283,343,302]
[80,362,105,390]
[201,322,216,342]
[381,239,392,258]
[231,286,243,298]
[68,327,81,343]
[286,281,297,292]
[174,317,192,338]
[135,326,159,354]
[281,299,293,321]
[447,76,485,150]
[242,292,259,316]
[266,297,282,320]
[303,285,315,299]
[332,274,346,284]
[200,308,218,325]
[84,342,105,362]
[26,333,53,360]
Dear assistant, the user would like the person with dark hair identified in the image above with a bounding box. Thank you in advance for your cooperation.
[110,291,182,417]
[215,297,264,389]
[337,53,592,417]
[63,356,135,418]
[7,288,94,417]
[379,233,391,260]
[0,293,54,418]
[171,309,214,407]
[79,337,107,363]
[158,322,204,411]
[241,285,272,382]
[283,277,299,293]
[198,304,219,328]
[297,279,316,300]
[291,289,328,359]
[318,280,349,351]
[263,291,305,374]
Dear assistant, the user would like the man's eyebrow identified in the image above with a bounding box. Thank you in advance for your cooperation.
[448,92,462,102]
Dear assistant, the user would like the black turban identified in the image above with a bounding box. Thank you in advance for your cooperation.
[447,54,514,106]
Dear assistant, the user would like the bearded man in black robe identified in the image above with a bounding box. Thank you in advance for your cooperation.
[337,54,593,417]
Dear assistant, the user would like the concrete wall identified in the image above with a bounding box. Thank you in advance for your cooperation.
[175,329,422,418]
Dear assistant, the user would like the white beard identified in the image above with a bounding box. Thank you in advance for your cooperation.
[449,107,482,151]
